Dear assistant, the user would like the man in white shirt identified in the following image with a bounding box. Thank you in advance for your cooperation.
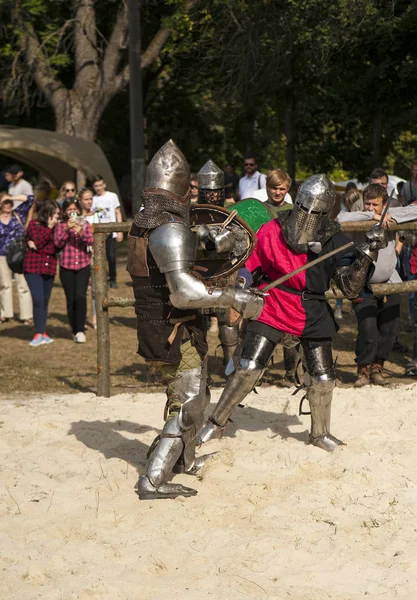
[238,156,266,200]
[92,176,123,289]
[6,164,34,208]
[337,183,417,386]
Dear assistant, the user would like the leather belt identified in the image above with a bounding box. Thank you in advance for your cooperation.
[274,282,327,301]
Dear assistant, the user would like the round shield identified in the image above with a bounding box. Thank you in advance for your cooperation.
[227,198,272,233]
[190,204,257,282]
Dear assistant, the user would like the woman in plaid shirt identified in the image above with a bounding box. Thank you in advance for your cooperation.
[54,198,94,343]
[23,200,60,347]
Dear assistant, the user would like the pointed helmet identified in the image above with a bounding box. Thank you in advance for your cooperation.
[197,159,225,205]
[198,159,224,190]
[145,139,190,197]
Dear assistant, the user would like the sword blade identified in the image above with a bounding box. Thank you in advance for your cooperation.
[261,241,354,293]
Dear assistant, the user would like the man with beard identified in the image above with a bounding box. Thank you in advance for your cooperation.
[198,174,386,453]
[127,141,263,499]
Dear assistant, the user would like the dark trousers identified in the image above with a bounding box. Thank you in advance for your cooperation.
[353,295,400,365]
[24,273,55,334]
[106,235,117,282]
[60,265,91,334]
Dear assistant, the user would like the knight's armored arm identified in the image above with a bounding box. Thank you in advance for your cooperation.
[149,223,263,319]
[333,227,387,299]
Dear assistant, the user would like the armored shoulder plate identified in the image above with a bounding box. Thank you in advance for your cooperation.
[148,222,197,273]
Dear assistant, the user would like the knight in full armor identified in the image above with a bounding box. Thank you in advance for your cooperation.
[127,140,263,499]
[197,159,239,365]
[198,174,387,452]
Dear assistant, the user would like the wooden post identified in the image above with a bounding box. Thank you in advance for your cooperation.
[94,232,111,397]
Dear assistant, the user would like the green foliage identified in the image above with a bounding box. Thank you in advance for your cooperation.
[1,0,417,183]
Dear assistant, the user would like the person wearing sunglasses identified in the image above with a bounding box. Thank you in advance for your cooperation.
[58,181,77,207]
[238,155,266,200]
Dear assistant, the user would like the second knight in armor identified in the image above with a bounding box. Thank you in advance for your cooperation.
[128,141,263,500]
[197,159,240,365]
[198,174,387,452]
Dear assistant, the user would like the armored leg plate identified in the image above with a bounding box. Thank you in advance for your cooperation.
[198,334,277,444]
[218,324,239,365]
[196,420,225,445]
[301,341,345,450]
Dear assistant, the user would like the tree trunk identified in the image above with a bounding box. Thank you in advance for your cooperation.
[372,109,383,168]
[53,90,104,141]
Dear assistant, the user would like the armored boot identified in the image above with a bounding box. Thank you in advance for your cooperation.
[306,374,345,452]
[302,342,345,452]
[370,360,387,386]
[354,364,370,388]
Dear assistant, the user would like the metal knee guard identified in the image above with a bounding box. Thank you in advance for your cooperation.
[218,323,240,365]
[198,332,276,443]
[302,343,344,452]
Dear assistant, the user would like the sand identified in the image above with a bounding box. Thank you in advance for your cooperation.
[1,384,417,600]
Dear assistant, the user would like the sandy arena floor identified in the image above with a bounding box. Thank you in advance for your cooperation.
[1,385,417,599]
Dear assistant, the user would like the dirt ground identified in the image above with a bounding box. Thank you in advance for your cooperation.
[1,242,416,396]
[2,385,417,599]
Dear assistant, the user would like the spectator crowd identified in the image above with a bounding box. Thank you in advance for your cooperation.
[0,166,123,346]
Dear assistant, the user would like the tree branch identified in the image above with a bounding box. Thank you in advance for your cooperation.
[16,15,63,104]
[110,0,198,96]
[102,0,128,86]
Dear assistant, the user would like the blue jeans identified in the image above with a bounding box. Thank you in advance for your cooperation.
[24,273,55,334]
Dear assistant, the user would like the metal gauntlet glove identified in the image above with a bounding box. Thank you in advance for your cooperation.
[197,224,235,254]
[220,285,263,320]
[359,226,387,262]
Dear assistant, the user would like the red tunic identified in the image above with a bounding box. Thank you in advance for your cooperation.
[246,218,350,339]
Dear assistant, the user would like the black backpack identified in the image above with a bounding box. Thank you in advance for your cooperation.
[6,212,26,274]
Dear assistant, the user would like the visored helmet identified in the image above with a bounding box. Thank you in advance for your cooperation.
[286,174,336,252]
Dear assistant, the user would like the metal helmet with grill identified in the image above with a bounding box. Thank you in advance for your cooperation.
[198,159,225,205]
[286,174,336,252]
